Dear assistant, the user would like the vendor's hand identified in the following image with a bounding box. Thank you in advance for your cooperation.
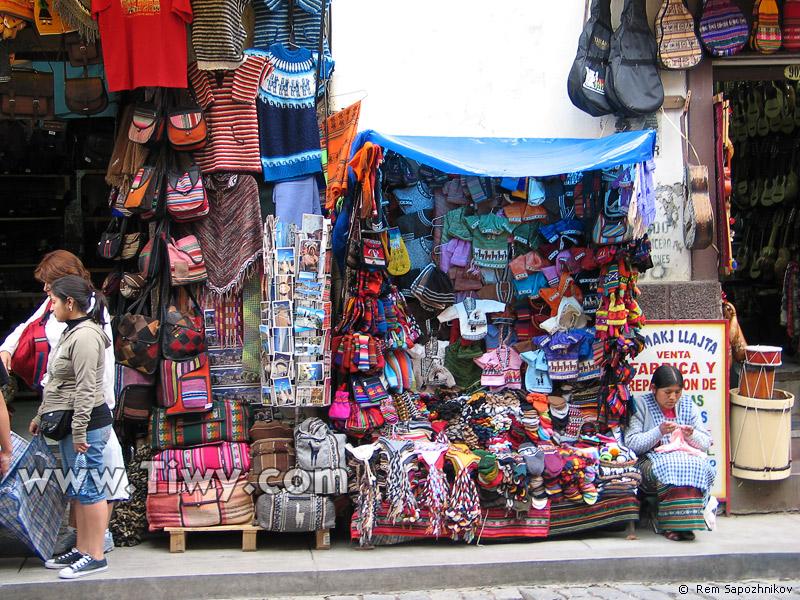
[659,420,678,435]
[680,424,694,438]
[0,450,11,477]
[28,421,39,436]
[73,442,90,454]
[0,351,11,374]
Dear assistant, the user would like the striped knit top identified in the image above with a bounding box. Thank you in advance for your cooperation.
[251,0,331,58]
[188,56,270,174]
[190,0,251,71]
[251,44,323,182]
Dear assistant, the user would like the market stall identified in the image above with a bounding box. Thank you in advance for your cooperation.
[330,128,657,545]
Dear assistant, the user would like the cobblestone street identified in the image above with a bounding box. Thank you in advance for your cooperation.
[256,581,800,600]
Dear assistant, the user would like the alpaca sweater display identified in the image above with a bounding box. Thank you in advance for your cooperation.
[253,44,323,182]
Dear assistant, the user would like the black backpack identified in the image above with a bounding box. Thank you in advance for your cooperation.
[605,0,665,117]
[567,0,615,117]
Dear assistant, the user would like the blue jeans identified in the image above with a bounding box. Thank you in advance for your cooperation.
[58,425,111,505]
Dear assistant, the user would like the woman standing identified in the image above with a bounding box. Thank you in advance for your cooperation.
[623,365,715,541]
[31,276,112,578]
[0,250,127,553]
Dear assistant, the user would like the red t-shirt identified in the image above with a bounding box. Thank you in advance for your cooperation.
[663,407,676,419]
[93,0,193,91]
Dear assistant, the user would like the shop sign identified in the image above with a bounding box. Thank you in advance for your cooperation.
[629,320,729,502]
[784,65,800,81]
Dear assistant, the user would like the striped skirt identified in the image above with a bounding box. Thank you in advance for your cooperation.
[638,456,706,532]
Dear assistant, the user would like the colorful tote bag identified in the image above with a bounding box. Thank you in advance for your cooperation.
[158,353,213,416]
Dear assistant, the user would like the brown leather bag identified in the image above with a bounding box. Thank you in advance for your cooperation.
[63,39,109,117]
[65,76,108,116]
[0,71,55,120]
[64,33,103,67]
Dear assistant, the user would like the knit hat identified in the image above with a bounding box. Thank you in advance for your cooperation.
[410,264,455,310]
[518,442,545,475]
[395,181,434,215]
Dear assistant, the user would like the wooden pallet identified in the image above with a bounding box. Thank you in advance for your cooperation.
[163,524,331,552]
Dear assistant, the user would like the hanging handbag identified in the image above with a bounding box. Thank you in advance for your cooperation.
[64,33,103,67]
[123,163,163,214]
[120,220,145,261]
[592,213,635,245]
[166,165,209,222]
[139,220,167,281]
[0,70,55,120]
[158,353,213,416]
[166,105,208,151]
[361,237,386,270]
[345,184,363,269]
[120,272,147,299]
[128,91,166,146]
[113,363,156,422]
[114,286,161,375]
[161,287,205,361]
[63,38,108,117]
[96,217,127,260]
[10,300,52,389]
[167,234,208,286]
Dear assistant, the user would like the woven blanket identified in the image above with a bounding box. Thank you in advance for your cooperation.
[193,173,263,294]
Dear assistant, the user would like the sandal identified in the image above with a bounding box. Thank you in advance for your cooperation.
[680,531,696,541]
[662,530,683,541]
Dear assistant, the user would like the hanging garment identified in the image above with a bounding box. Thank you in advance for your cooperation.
[253,43,327,181]
[92,0,192,91]
[190,0,250,70]
[192,174,263,294]
[273,176,322,227]
[189,56,268,174]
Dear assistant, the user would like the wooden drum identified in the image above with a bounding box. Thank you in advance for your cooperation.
[744,345,783,367]
[740,363,777,399]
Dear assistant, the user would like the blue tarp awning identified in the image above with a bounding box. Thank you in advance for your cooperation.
[351,129,656,177]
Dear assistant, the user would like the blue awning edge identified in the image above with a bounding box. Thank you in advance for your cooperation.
[350,129,656,178]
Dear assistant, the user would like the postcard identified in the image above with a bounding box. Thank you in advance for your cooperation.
[270,352,293,379]
[272,377,294,406]
[296,361,324,383]
[301,213,324,238]
[275,276,293,302]
[276,247,295,276]
[295,279,323,299]
[272,300,293,328]
[273,327,293,354]
[211,384,262,405]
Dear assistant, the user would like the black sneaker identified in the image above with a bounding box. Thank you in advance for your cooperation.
[58,554,108,579]
[44,548,82,570]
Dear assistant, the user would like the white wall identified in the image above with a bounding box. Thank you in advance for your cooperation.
[330,0,694,282]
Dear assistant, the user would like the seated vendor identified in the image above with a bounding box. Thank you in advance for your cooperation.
[623,365,714,541]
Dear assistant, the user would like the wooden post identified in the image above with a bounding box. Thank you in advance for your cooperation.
[169,531,187,553]
[315,528,330,550]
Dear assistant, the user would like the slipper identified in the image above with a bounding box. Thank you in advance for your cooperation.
[680,531,696,541]
[663,530,683,542]
[781,83,795,134]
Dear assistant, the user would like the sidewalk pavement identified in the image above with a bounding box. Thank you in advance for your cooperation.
[1,512,799,600]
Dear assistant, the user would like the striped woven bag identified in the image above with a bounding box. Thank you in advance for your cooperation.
[167,234,208,285]
[698,0,749,56]
[166,166,209,222]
